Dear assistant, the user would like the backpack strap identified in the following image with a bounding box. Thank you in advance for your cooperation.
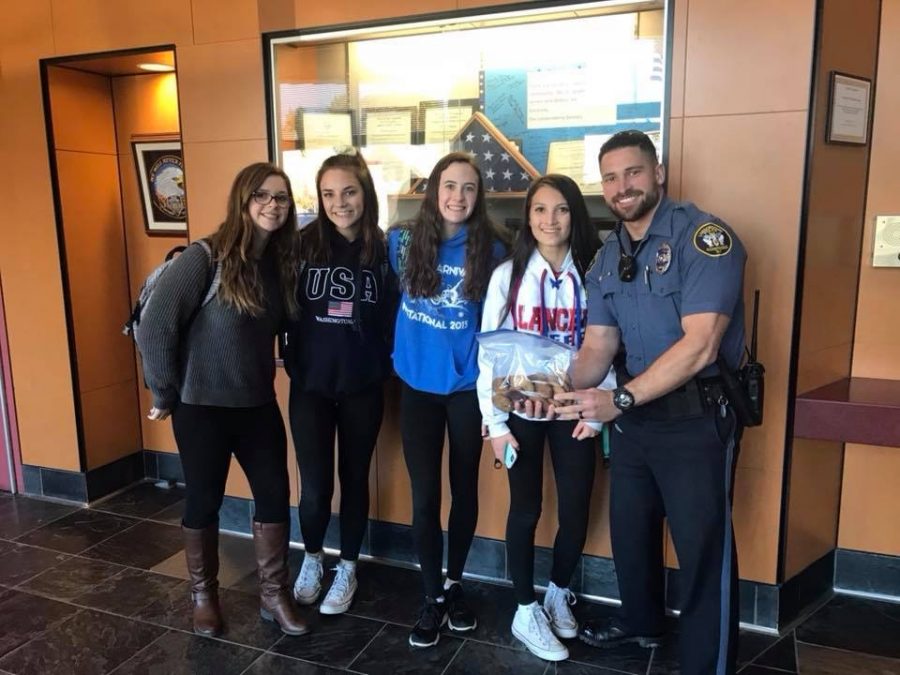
[396,227,412,284]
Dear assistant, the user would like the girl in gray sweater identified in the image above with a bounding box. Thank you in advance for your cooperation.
[137,162,307,638]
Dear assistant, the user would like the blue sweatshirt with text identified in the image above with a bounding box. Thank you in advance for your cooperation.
[388,224,504,395]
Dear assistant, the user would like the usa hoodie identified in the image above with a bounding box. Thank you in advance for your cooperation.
[477,248,612,438]
[388,224,504,395]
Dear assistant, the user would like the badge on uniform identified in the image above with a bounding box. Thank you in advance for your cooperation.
[693,222,732,257]
[655,243,672,274]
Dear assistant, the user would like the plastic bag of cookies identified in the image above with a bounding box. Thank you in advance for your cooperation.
[477,329,575,416]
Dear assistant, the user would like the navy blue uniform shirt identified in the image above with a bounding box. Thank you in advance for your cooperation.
[586,196,746,377]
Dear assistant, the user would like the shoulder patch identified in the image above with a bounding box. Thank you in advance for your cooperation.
[692,222,732,257]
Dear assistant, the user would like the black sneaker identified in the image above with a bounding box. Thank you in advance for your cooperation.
[445,583,477,632]
[408,597,448,647]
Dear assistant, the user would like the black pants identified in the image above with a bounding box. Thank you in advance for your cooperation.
[400,383,483,599]
[172,401,290,529]
[610,406,739,675]
[506,415,596,605]
[289,382,384,560]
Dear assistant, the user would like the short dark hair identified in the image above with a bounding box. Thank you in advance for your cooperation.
[598,130,658,166]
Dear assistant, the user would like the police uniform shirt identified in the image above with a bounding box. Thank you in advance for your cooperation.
[586,196,746,378]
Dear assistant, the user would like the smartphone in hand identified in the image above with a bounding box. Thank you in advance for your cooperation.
[504,442,518,469]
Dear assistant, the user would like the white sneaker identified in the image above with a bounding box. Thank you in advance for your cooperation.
[293,551,323,605]
[543,581,578,638]
[512,602,569,662]
[319,560,357,615]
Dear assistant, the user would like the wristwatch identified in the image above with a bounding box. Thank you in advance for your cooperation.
[612,386,635,412]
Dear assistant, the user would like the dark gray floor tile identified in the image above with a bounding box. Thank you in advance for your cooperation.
[737,667,792,675]
[243,652,344,674]
[91,482,186,519]
[555,661,628,674]
[146,500,185,525]
[795,642,900,674]
[73,567,185,617]
[0,539,15,557]
[111,629,262,675]
[753,633,797,671]
[348,623,463,675]
[737,631,779,667]
[451,579,520,649]
[14,509,138,554]
[81,519,183,569]
[0,544,70,586]
[272,612,384,668]
[444,640,547,674]
[345,560,427,626]
[0,497,78,539]
[0,591,81,658]
[0,608,164,675]
[135,584,285,650]
[796,594,900,658]
[19,556,125,601]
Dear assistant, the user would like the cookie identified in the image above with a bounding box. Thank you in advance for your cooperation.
[492,392,513,412]
[509,374,535,391]
[492,377,510,392]
[533,382,554,398]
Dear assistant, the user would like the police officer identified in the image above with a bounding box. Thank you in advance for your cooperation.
[552,130,746,675]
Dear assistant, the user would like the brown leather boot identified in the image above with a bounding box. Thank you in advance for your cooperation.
[252,521,309,636]
[182,524,224,636]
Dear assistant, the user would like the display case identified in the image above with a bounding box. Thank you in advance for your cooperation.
[263,0,669,231]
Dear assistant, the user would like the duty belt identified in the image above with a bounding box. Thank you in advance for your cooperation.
[634,376,727,422]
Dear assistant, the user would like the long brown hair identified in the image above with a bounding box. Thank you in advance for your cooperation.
[209,162,299,317]
[501,174,600,324]
[403,152,508,300]
[300,152,384,266]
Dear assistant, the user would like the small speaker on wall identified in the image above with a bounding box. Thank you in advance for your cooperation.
[873,215,900,268]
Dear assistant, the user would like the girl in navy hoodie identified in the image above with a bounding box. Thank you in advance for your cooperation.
[285,152,392,616]
[388,152,508,648]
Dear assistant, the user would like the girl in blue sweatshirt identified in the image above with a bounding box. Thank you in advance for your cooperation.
[388,152,508,648]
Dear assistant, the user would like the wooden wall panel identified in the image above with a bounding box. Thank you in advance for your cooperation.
[49,0,194,55]
[0,3,79,471]
[111,73,186,456]
[51,66,142,471]
[784,0,880,579]
[292,0,454,28]
[191,0,260,44]
[843,0,900,557]
[839,444,900,556]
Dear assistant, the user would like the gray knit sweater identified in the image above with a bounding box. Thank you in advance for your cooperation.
[136,241,284,410]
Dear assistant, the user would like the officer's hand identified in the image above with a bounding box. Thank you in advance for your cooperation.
[147,407,171,421]
[572,421,600,440]
[553,389,620,423]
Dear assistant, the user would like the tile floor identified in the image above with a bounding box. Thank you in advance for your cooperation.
[0,483,898,674]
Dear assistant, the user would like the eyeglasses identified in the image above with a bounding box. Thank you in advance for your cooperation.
[251,190,291,207]
[614,226,637,282]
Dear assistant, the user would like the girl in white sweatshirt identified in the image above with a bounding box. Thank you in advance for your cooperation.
[477,174,603,662]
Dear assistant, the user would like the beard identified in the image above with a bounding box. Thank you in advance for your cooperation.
[608,185,662,223]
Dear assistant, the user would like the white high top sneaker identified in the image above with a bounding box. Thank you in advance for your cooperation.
[319,560,358,615]
[292,551,323,605]
[512,602,569,661]
[543,581,578,638]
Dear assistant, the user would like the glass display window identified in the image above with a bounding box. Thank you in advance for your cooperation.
[264,0,668,230]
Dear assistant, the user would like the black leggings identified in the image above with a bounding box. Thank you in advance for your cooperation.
[400,383,483,599]
[289,382,384,561]
[506,415,597,605]
[172,401,290,529]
